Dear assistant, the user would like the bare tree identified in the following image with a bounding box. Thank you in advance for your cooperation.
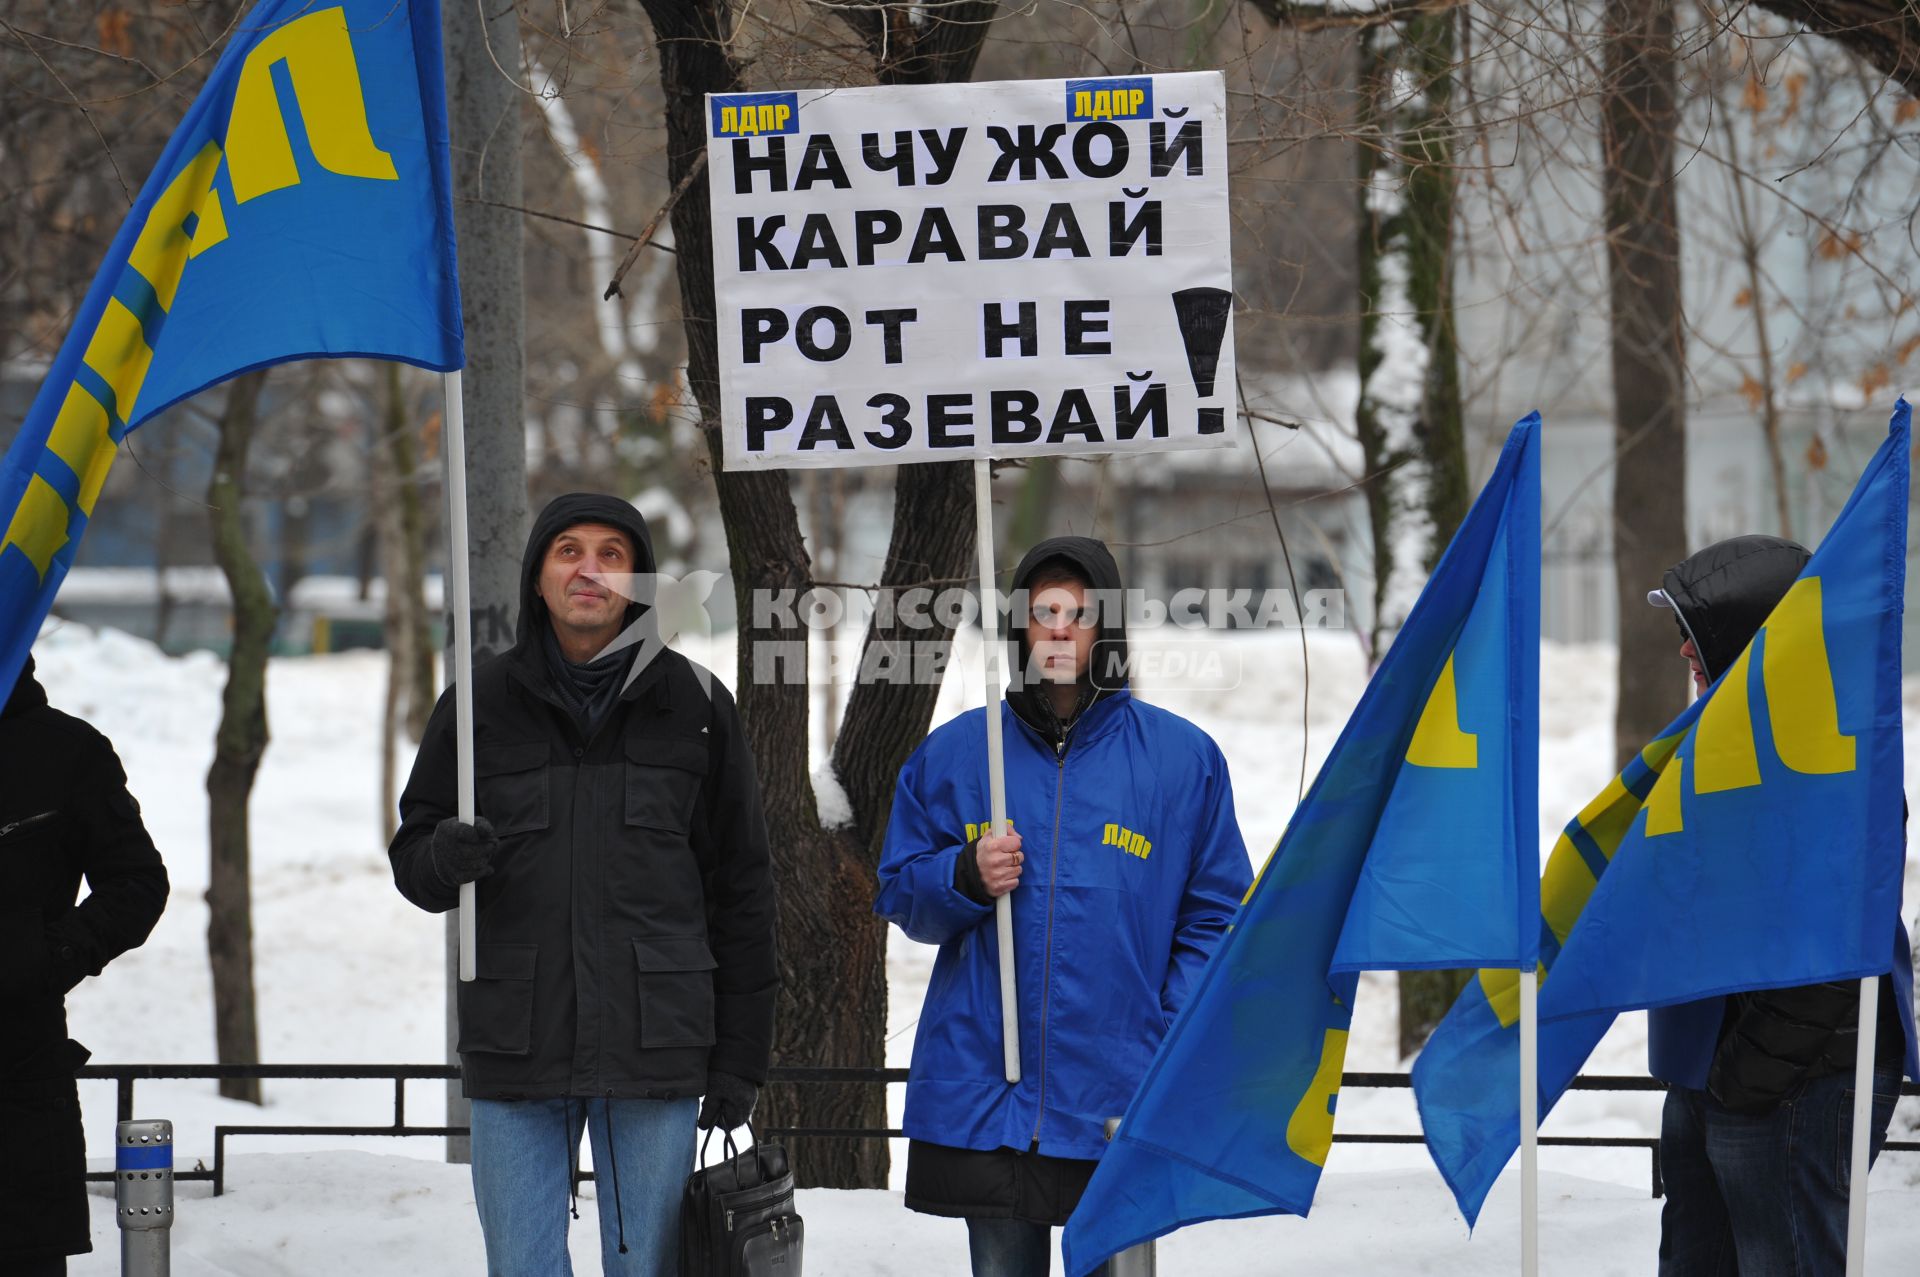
[1351,10,1471,656]
[205,368,272,1106]
[633,0,996,1188]
[1247,0,1475,1052]
[373,361,436,842]
[1749,1,1920,94]
[1603,0,1689,768]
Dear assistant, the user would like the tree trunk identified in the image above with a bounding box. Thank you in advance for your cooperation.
[1602,0,1689,769]
[1355,14,1469,662]
[151,427,180,652]
[442,0,532,1162]
[1006,458,1061,570]
[373,361,430,843]
[807,472,847,753]
[1349,13,1475,1054]
[278,491,311,613]
[206,369,272,1106]
[637,0,995,1188]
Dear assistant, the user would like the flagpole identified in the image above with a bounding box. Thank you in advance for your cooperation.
[974,458,1020,1085]
[444,369,477,983]
[1519,965,1538,1277]
[1844,974,1879,1276]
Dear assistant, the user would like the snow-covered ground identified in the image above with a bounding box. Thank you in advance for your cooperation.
[30,619,1920,1275]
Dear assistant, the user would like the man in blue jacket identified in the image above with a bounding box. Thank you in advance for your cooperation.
[1647,535,1918,1276]
[876,536,1252,1277]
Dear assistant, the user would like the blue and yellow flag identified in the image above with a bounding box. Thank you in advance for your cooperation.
[0,0,462,692]
[1415,400,1915,1226]
[1062,415,1541,1276]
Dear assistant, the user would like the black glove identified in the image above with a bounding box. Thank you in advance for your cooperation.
[953,839,993,906]
[430,816,498,888]
[698,1070,759,1131]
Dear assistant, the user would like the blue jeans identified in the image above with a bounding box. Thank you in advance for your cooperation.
[1658,1070,1901,1277]
[966,1217,1111,1277]
[470,1096,697,1277]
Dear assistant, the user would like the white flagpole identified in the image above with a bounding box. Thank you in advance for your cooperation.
[1844,974,1880,1277]
[1519,965,1539,1277]
[444,370,478,983]
[974,458,1020,1084]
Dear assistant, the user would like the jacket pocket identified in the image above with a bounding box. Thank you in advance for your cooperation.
[633,934,717,1048]
[456,943,539,1055]
[623,736,708,834]
[476,743,550,837]
[0,809,59,845]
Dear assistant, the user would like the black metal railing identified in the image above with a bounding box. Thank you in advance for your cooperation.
[77,1064,1919,1199]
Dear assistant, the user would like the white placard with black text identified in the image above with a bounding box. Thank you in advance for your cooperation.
[705,72,1237,470]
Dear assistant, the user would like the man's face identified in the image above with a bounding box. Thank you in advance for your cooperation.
[538,523,636,645]
[1026,580,1097,684]
[1679,636,1708,695]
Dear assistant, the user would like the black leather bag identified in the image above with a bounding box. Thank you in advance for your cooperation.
[679,1124,803,1277]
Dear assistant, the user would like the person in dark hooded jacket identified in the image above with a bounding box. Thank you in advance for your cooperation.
[390,494,777,1277]
[1,655,168,1276]
[876,537,1252,1277]
[1646,533,1916,1276]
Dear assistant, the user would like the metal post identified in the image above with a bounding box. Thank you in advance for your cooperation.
[1519,966,1539,1277]
[1844,975,1880,1277]
[445,368,478,984]
[975,458,1020,1084]
[1102,1118,1156,1276]
[116,1119,173,1277]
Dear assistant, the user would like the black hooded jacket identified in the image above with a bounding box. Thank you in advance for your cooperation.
[1658,534,1810,683]
[1659,535,1903,1111]
[1,655,167,1261]
[388,494,778,1100]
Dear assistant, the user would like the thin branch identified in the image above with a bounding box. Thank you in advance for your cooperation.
[2,18,133,206]
[603,149,706,299]
[456,194,675,251]
[1241,366,1312,805]
[1248,0,1470,34]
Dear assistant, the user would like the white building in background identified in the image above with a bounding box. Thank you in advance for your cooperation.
[1449,11,1920,659]
[1503,401,1908,651]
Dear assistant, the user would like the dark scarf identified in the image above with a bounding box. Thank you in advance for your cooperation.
[541,625,634,734]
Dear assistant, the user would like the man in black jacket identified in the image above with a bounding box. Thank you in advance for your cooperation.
[1,655,168,1276]
[1647,534,1915,1276]
[390,494,777,1277]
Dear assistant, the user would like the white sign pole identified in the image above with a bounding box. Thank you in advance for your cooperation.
[444,369,478,983]
[1519,965,1539,1277]
[975,458,1020,1084]
[1844,974,1880,1276]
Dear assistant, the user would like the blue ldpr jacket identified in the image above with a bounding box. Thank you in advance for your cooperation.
[876,688,1252,1161]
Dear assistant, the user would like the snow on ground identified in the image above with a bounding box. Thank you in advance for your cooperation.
[68,1153,1920,1276]
[30,618,1920,1274]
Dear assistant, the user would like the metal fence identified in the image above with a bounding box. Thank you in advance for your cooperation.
[78,1063,1920,1199]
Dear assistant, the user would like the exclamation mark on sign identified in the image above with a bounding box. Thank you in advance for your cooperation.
[1172,287,1232,435]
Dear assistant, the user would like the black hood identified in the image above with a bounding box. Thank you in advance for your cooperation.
[516,493,658,650]
[1658,534,1811,682]
[3,655,45,720]
[1005,535,1128,738]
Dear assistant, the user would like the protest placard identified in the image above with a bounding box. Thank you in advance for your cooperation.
[705,71,1237,470]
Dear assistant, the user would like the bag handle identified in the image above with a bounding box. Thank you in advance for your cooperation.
[695,1120,766,1187]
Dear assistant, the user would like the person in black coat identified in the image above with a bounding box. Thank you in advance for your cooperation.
[389,493,777,1277]
[1,655,168,1276]
[1647,534,1912,1275]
